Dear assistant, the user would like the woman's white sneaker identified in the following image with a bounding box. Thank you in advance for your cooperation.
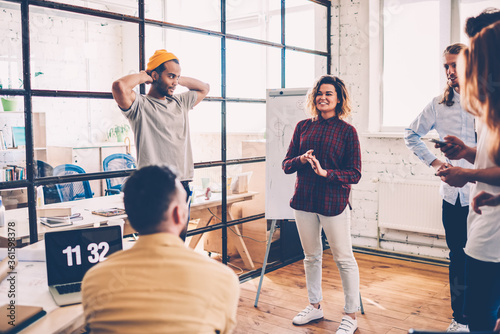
[292,305,324,325]
[446,319,469,332]
[336,315,358,334]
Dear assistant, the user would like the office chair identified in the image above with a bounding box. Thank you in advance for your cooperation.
[102,153,136,195]
[53,164,93,202]
[34,160,60,204]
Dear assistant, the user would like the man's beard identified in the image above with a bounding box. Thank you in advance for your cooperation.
[154,82,173,97]
[179,221,188,241]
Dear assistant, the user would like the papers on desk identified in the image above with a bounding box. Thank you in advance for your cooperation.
[0,248,45,262]
[40,213,83,228]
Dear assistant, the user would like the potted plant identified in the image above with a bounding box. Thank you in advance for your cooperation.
[1,72,43,112]
[108,124,130,142]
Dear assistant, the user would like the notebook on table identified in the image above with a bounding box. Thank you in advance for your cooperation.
[0,305,46,334]
[44,225,123,306]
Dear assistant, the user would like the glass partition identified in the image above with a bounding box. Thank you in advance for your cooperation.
[285,0,328,52]
[226,102,265,160]
[285,50,327,89]
[226,40,281,99]
[190,101,222,163]
[145,26,222,97]
[46,0,139,16]
[3,0,331,274]
[226,0,281,43]
[0,1,22,91]
[145,0,220,32]
[29,7,139,92]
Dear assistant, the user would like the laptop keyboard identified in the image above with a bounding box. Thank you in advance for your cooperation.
[55,282,82,295]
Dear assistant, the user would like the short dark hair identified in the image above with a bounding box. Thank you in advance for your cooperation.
[123,165,179,234]
[152,59,180,75]
[465,7,500,38]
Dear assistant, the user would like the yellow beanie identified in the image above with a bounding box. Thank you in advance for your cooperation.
[146,49,178,72]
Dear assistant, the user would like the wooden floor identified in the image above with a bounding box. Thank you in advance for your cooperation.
[235,251,451,333]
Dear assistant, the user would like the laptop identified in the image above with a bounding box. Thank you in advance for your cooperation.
[44,225,123,306]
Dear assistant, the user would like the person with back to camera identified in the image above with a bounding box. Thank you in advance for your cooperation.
[463,8,500,223]
[282,75,362,334]
[112,49,210,236]
[404,43,475,332]
[82,165,240,333]
[435,21,500,332]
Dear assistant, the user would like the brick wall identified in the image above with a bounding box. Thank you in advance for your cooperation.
[333,0,449,259]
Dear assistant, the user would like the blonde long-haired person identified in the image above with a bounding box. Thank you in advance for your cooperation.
[436,21,500,332]
[282,75,361,334]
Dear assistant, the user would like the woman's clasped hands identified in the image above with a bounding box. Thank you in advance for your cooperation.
[300,149,327,178]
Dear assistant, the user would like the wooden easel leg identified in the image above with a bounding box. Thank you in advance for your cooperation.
[254,219,278,307]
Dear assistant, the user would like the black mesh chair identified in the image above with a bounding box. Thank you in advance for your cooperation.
[35,160,60,204]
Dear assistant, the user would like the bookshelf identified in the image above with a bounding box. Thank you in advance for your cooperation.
[0,111,47,181]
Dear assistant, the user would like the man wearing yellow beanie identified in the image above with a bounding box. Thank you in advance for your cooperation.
[112,49,210,206]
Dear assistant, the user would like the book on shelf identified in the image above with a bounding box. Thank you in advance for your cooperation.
[11,126,25,148]
[0,131,6,150]
[3,165,26,181]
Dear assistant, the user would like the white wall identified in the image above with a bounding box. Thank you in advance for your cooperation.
[332,0,449,259]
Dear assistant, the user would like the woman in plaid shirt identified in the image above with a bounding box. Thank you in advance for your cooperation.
[283,75,362,334]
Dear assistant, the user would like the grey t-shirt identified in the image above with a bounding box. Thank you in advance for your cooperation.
[122,91,198,181]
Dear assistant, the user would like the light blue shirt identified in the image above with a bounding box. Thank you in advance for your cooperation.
[404,91,476,206]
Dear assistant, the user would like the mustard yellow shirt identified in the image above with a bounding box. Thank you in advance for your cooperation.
[82,233,240,334]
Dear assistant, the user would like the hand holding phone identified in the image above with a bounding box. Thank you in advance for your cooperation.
[428,138,450,147]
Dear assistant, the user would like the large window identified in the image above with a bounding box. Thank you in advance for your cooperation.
[378,0,498,131]
[0,0,330,279]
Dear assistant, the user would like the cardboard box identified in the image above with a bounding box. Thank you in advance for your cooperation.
[36,206,73,217]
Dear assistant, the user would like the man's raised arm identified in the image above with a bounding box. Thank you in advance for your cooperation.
[112,71,153,110]
[178,76,210,107]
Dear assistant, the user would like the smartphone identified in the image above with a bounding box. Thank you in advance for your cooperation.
[427,138,449,147]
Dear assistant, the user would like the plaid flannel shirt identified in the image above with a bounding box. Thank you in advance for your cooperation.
[282,116,362,216]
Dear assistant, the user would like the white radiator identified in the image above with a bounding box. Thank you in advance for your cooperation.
[378,181,445,236]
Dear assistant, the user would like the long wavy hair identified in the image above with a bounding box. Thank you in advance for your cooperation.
[460,22,500,165]
[439,43,467,107]
[306,75,351,120]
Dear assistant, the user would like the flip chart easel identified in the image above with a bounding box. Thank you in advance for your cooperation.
[255,88,308,307]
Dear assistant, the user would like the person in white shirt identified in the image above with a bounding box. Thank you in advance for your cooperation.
[404,43,475,332]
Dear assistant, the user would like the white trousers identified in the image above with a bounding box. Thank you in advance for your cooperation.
[293,208,360,313]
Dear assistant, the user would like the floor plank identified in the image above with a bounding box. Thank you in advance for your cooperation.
[235,251,452,334]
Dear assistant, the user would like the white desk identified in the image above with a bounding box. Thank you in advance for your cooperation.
[0,192,258,333]
[0,195,127,247]
[0,238,135,333]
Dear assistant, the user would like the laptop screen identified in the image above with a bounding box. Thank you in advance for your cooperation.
[45,225,123,286]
